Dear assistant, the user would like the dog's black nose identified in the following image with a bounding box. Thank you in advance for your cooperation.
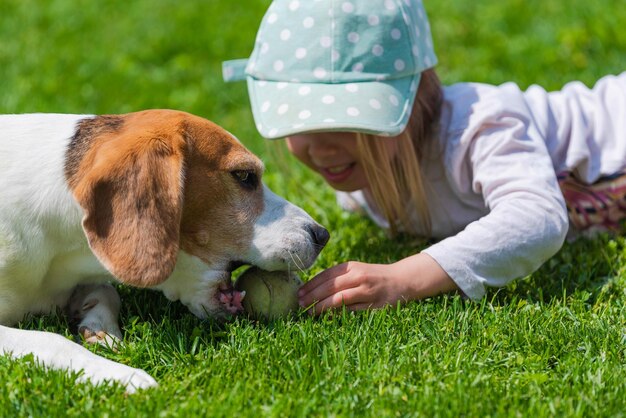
[309,224,330,248]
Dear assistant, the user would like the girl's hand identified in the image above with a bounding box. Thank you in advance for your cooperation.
[298,253,458,315]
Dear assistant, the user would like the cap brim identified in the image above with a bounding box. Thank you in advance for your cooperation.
[247,73,420,139]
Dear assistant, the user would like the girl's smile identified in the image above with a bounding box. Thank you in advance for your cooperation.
[319,162,356,183]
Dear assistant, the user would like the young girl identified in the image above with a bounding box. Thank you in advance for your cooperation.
[223,0,626,314]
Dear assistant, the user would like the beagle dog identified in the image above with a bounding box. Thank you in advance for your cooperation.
[0,110,329,392]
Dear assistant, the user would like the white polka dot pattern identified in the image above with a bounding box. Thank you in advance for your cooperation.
[347,32,360,43]
[221,0,439,138]
[242,0,437,86]
[346,107,360,117]
[369,99,382,109]
[280,29,291,41]
[313,68,327,79]
[351,63,364,72]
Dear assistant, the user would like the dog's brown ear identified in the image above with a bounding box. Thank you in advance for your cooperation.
[69,116,186,287]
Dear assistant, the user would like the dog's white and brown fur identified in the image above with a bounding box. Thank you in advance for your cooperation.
[0,110,328,392]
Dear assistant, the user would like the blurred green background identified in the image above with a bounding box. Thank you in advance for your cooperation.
[2,0,624,154]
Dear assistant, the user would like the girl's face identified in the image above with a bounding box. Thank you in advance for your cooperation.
[286,132,368,192]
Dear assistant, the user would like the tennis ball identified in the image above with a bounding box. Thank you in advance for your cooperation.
[234,267,303,321]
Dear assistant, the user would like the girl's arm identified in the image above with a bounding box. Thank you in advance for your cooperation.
[298,253,458,314]
[300,89,572,312]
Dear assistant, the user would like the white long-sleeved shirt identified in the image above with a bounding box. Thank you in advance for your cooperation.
[337,72,626,299]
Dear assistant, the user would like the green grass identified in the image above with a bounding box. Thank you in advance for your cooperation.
[1,0,625,416]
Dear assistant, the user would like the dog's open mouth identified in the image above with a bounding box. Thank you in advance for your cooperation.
[217,281,245,314]
[216,261,248,314]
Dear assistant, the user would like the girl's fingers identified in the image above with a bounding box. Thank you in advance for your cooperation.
[298,264,354,305]
[299,271,359,308]
[308,287,365,315]
[298,263,350,296]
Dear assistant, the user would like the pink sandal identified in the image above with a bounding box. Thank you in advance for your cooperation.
[558,171,626,233]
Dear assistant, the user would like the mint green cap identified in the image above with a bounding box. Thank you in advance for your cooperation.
[223,0,437,139]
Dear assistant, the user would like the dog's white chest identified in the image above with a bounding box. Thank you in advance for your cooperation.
[0,114,109,323]
[1,241,111,324]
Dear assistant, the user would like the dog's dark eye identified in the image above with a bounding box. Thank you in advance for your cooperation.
[231,170,258,190]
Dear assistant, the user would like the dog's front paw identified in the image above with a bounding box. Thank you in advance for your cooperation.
[80,361,158,394]
[79,326,121,352]
[68,283,123,346]
[118,368,159,394]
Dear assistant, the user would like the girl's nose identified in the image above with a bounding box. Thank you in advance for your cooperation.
[308,140,341,159]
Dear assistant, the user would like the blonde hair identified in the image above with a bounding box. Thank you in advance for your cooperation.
[356,69,443,237]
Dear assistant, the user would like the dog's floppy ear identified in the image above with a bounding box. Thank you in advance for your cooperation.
[69,115,187,287]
